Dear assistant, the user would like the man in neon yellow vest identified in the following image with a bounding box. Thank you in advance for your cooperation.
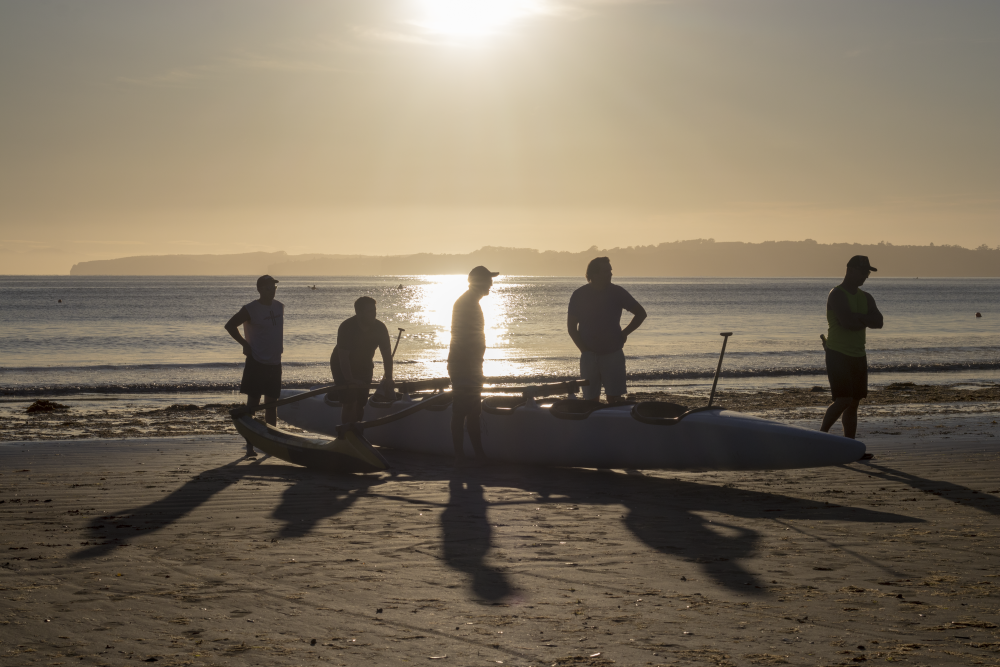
[821,256,884,442]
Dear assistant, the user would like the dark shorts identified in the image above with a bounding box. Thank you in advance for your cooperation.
[329,355,373,406]
[240,356,281,398]
[452,389,483,417]
[448,359,484,417]
[826,349,868,400]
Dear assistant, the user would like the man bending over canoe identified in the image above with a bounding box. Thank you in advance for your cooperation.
[567,257,646,404]
[225,275,284,458]
[821,255,883,443]
[448,266,498,463]
[330,296,395,426]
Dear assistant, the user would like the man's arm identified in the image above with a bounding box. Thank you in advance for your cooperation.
[863,293,884,329]
[621,302,647,342]
[336,348,359,386]
[567,312,589,353]
[828,289,867,331]
[224,307,252,356]
[377,330,394,385]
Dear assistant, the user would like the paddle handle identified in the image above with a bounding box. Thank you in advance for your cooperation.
[391,328,404,358]
[708,332,733,408]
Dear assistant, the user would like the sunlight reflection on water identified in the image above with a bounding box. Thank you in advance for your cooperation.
[403,275,541,380]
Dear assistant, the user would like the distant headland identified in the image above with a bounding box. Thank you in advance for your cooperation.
[69,240,1000,277]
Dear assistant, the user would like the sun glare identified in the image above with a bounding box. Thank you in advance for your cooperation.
[414,0,543,38]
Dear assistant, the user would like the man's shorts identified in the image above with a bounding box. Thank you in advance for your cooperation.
[580,349,627,400]
[329,355,373,406]
[825,349,868,400]
[240,356,282,398]
[452,389,483,418]
[448,360,483,417]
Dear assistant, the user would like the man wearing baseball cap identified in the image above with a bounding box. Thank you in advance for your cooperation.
[225,275,284,457]
[821,256,883,445]
[447,266,498,463]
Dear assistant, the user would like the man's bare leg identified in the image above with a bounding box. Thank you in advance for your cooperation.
[820,397,852,434]
[841,399,861,439]
[245,394,262,457]
[467,416,485,458]
[263,394,278,426]
[341,401,363,426]
[451,409,466,459]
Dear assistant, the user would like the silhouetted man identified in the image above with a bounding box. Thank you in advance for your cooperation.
[567,257,646,403]
[821,255,884,443]
[225,275,284,457]
[330,296,395,425]
[448,266,498,463]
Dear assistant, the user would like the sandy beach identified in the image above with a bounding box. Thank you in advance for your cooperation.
[2,411,1000,666]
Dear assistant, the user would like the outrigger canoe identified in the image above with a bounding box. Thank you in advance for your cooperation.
[274,379,866,472]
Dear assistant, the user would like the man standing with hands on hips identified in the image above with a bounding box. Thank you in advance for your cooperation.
[567,257,646,404]
[821,255,883,447]
[225,275,284,457]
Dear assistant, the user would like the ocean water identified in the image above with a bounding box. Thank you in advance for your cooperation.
[0,275,997,398]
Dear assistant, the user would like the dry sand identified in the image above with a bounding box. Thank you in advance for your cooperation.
[2,416,1000,666]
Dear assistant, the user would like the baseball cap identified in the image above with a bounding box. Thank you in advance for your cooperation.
[468,266,499,283]
[256,274,279,289]
[846,256,877,272]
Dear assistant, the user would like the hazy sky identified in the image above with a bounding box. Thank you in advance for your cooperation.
[1,0,998,273]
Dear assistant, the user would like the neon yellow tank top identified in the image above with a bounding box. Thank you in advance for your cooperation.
[826,286,868,358]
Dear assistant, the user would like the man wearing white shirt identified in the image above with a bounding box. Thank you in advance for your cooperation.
[225,275,284,457]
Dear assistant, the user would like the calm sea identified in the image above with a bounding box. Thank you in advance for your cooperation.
[1,276,997,398]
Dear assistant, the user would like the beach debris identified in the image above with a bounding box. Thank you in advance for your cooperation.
[680,576,686,581]
[376,608,383,614]
[976,312,982,318]
[810,386,827,392]
[310,639,316,646]
[26,400,69,414]
[429,656,447,659]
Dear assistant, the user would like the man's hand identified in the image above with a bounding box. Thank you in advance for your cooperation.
[242,343,252,357]
[621,331,629,345]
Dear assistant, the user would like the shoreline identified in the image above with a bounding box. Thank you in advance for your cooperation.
[2,382,998,442]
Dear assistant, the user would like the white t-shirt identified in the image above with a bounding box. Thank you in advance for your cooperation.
[243,299,284,365]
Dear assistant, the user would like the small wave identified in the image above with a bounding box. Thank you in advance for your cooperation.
[3,361,998,396]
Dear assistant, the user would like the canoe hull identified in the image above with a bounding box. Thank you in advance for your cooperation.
[278,392,865,471]
[233,414,388,474]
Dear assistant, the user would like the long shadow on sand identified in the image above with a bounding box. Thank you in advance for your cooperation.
[70,456,387,560]
[68,450,924,596]
[850,461,1000,518]
[384,454,923,595]
[440,477,514,602]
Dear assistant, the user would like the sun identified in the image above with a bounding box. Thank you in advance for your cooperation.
[414,0,544,38]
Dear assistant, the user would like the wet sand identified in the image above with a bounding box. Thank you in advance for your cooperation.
[3,382,998,442]
[2,418,1000,666]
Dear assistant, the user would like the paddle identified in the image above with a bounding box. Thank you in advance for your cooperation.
[707,332,733,407]
[391,328,405,358]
